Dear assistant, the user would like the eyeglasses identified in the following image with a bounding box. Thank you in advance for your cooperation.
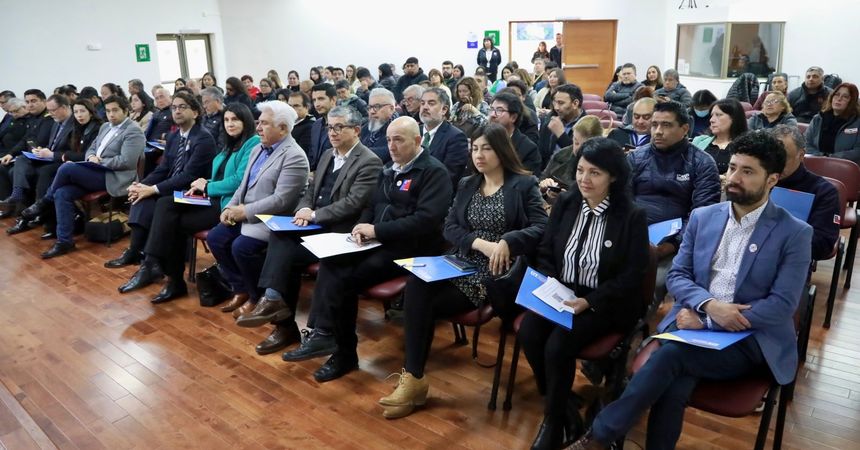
[488,107,509,116]
[368,104,391,112]
[170,104,192,111]
[403,97,418,104]
[763,99,780,106]
[326,124,355,134]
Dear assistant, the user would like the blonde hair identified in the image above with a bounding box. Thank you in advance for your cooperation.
[765,92,792,114]
[574,115,603,139]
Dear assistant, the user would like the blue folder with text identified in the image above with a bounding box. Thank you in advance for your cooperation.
[173,191,211,206]
[256,215,322,232]
[770,187,814,222]
[648,218,683,246]
[22,151,53,162]
[653,329,753,350]
[515,267,573,330]
[394,256,476,282]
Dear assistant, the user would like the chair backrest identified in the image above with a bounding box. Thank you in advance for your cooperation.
[804,155,860,202]
[586,109,618,120]
[797,122,809,135]
[599,119,622,130]
[823,176,848,219]
[745,110,759,119]
[583,93,603,101]
[639,247,659,318]
[582,100,609,110]
[740,101,753,111]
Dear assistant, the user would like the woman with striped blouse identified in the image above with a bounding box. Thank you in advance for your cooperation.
[519,137,650,449]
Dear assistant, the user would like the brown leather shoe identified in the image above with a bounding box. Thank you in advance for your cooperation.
[256,322,301,355]
[568,431,608,450]
[236,297,294,328]
[221,293,249,313]
[233,299,257,319]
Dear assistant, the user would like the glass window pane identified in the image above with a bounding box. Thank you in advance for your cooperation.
[727,23,782,78]
[677,24,726,78]
[184,38,210,81]
[156,40,182,84]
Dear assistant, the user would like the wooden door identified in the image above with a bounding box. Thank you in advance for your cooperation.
[561,20,617,98]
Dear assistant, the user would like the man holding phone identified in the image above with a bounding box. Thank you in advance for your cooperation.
[608,98,656,149]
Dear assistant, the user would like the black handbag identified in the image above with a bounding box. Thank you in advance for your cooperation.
[196,264,232,307]
[484,256,527,323]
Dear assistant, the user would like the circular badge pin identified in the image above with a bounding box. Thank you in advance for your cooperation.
[749,243,758,253]
[396,180,402,187]
[604,240,612,248]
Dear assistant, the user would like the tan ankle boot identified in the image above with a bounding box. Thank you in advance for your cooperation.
[378,369,429,412]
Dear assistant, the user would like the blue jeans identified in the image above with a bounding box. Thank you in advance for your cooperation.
[205,223,267,300]
[43,163,107,244]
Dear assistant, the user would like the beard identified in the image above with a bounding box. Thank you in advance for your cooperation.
[367,118,385,132]
[725,183,767,206]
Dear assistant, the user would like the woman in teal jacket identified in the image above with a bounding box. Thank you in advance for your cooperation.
[118,103,259,303]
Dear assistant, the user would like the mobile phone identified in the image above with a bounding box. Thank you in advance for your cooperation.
[550,176,569,190]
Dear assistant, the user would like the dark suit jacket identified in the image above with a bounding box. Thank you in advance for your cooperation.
[444,172,547,257]
[308,116,331,171]
[477,48,503,80]
[537,111,582,171]
[422,121,469,188]
[296,142,382,232]
[549,46,562,67]
[11,112,53,155]
[0,116,26,154]
[48,116,76,160]
[535,191,650,327]
[143,122,216,195]
[292,115,315,156]
[64,120,100,162]
[511,129,541,176]
[360,116,395,164]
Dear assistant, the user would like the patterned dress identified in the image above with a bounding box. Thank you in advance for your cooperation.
[451,188,507,306]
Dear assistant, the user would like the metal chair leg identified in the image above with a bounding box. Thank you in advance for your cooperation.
[844,223,857,289]
[503,338,521,410]
[488,328,507,410]
[753,386,779,450]
[188,237,198,282]
[773,382,792,450]
[825,237,845,328]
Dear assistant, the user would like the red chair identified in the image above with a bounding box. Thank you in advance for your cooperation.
[599,119,622,130]
[797,122,809,135]
[446,304,495,363]
[816,177,848,328]
[187,229,211,282]
[582,100,609,110]
[740,101,754,111]
[583,94,602,102]
[586,109,618,121]
[361,276,409,317]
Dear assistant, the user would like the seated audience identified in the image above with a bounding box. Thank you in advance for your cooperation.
[378,63,397,92]
[540,115,603,205]
[532,41,550,64]
[393,57,428,103]
[355,67,379,103]
[281,116,452,383]
[747,92,797,131]
[0,98,29,163]
[604,63,643,116]
[201,72,218,91]
[535,68,566,116]
[752,72,789,110]
[441,61,457,91]
[360,87,398,163]
[287,91,314,153]
[419,87,470,187]
[119,103,258,302]
[806,82,860,164]
[380,123,547,419]
[205,101,309,318]
[450,77,489,137]
[253,78,277,106]
[771,124,840,261]
[522,138,649,449]
[688,89,717,138]
[286,70,301,92]
[224,77,254,111]
[234,106,382,354]
[501,82,540,144]
[642,65,663,90]
[571,131,812,450]
[127,79,144,98]
[107,92,216,275]
[268,70,284,90]
[474,73,493,105]
[609,98,655,149]
[334,80,368,118]
[788,66,833,124]
[399,84,424,123]
[0,89,54,212]
[654,69,692,108]
[532,58,547,91]
[489,64,514,96]
[621,86,654,126]
[21,95,145,258]
[308,83,336,171]
[427,68,453,106]
[146,87,174,144]
[129,91,154,132]
[488,92,541,174]
[201,87,225,149]
[693,99,749,174]
[241,75,260,101]
[538,84,586,171]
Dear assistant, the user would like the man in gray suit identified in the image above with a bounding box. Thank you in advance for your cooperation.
[235,105,383,355]
[206,100,309,318]
[23,95,144,258]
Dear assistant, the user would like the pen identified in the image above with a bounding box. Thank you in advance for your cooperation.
[400,264,426,268]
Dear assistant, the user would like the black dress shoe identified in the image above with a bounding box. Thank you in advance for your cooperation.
[6,218,32,235]
[28,215,45,226]
[0,196,17,208]
[0,209,15,219]
[530,416,561,450]
[313,354,358,383]
[151,277,188,304]
[40,231,56,240]
[41,241,75,259]
[118,263,161,293]
[256,322,301,355]
[105,248,143,268]
[20,199,47,221]
[281,329,338,362]
[236,297,294,328]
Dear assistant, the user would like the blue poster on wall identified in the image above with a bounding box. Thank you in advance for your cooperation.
[467,41,478,48]
[516,23,554,40]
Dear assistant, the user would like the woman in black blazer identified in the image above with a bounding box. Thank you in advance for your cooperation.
[477,37,503,82]
[520,137,650,449]
[378,123,547,419]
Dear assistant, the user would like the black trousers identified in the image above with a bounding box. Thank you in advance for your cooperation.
[403,276,475,377]
[0,163,12,198]
[257,231,318,320]
[518,309,620,419]
[145,196,221,277]
[13,157,61,199]
[311,247,418,358]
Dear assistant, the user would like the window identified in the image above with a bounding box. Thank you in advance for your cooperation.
[676,22,784,79]
[156,34,213,91]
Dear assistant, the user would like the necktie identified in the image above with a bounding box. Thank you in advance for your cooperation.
[171,135,188,176]
[49,122,65,150]
[573,211,595,285]
[421,132,431,150]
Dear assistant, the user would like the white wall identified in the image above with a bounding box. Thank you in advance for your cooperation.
[217,0,666,86]
[0,0,226,96]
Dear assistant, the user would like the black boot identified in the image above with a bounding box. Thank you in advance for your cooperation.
[105,247,143,268]
[118,261,160,293]
[6,217,33,235]
[151,276,188,304]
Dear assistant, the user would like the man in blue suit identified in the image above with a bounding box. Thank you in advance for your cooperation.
[418,88,468,189]
[572,131,812,450]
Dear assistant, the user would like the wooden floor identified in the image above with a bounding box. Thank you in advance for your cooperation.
[0,220,859,450]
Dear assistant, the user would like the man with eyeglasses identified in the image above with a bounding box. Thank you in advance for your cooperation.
[609,97,656,150]
[287,91,315,153]
[200,87,225,149]
[0,91,16,135]
[537,83,585,171]
[399,84,423,123]
[360,87,399,162]
[107,92,216,286]
[788,66,833,124]
[489,92,541,174]
[418,87,468,189]
[308,84,336,171]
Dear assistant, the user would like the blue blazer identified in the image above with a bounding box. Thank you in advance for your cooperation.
[422,121,469,189]
[661,201,812,385]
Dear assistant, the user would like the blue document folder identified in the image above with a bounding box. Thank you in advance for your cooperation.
[648,218,683,246]
[256,215,322,232]
[22,151,53,162]
[770,186,815,222]
[146,141,166,151]
[653,329,753,350]
[173,191,211,206]
[514,267,573,330]
[394,256,477,282]
[75,161,109,171]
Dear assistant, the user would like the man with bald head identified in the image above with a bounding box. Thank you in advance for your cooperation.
[282,116,452,383]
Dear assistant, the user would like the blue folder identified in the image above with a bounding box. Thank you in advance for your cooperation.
[146,141,166,151]
[648,218,683,246]
[75,161,109,171]
[257,215,322,232]
[770,186,815,222]
[173,191,211,206]
[653,329,753,350]
[22,151,53,162]
[514,267,573,330]
[394,256,476,282]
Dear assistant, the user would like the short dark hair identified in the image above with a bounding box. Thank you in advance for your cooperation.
[691,89,718,109]
[172,91,202,115]
[468,123,529,175]
[621,63,637,73]
[0,90,15,99]
[553,83,583,107]
[47,94,70,108]
[102,83,126,99]
[727,130,786,175]
[332,67,344,75]
[24,89,46,100]
[103,94,130,112]
[653,101,690,126]
[356,67,371,79]
[575,137,632,208]
[405,56,419,65]
[504,79,528,97]
[79,86,99,101]
[311,83,337,99]
[289,91,311,108]
[241,74,254,82]
[442,60,453,67]
[378,63,393,78]
[710,99,749,139]
[334,80,351,91]
[491,92,523,126]
[225,77,248,97]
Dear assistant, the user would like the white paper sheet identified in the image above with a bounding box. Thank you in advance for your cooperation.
[531,277,577,313]
[300,232,381,259]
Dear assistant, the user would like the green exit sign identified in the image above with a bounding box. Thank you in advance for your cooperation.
[135,44,150,62]
[484,30,500,46]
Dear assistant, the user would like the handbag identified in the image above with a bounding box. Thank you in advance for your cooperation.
[484,255,527,323]
[196,264,232,307]
[84,212,130,242]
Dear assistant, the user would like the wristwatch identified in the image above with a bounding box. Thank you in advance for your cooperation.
[310,211,316,222]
